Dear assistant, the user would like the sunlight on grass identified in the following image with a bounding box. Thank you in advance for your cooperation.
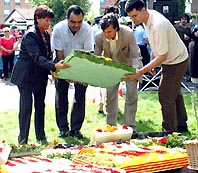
[0,91,196,145]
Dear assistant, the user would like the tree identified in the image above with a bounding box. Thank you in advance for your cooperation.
[30,0,91,25]
[177,0,186,19]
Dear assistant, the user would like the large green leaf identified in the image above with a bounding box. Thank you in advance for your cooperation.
[56,50,136,88]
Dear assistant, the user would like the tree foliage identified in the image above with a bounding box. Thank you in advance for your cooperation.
[177,0,186,19]
[30,0,91,25]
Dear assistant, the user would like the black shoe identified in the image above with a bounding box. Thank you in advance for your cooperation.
[70,130,83,139]
[98,110,104,114]
[58,131,68,138]
[131,131,138,139]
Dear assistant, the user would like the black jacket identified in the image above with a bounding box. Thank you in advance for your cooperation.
[11,25,56,92]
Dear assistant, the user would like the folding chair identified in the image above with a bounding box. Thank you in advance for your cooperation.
[139,68,161,92]
[140,68,191,93]
[181,81,191,93]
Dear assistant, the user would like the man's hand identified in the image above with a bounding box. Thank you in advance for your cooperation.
[121,70,142,81]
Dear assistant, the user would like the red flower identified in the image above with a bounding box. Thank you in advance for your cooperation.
[158,137,168,144]
[96,129,103,132]
[122,125,128,129]
[125,141,130,145]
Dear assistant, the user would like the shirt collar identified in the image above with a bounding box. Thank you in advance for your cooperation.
[106,32,118,42]
[145,10,152,29]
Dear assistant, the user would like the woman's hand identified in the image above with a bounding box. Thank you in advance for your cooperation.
[55,60,70,69]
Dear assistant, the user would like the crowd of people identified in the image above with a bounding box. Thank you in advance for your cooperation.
[0,0,198,144]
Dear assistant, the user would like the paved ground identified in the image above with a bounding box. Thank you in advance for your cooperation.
[0,77,197,112]
[0,79,96,112]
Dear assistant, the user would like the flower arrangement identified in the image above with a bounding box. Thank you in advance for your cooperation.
[132,133,188,149]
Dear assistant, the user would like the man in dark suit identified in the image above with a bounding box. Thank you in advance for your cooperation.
[11,5,69,144]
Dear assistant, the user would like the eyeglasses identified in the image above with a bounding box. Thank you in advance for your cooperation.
[4,31,9,33]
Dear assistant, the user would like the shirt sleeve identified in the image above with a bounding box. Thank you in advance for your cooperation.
[83,26,94,52]
[51,26,63,51]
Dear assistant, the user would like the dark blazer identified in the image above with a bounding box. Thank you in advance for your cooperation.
[11,25,56,92]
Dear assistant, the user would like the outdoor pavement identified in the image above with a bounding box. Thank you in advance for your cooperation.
[0,77,197,112]
[0,78,96,112]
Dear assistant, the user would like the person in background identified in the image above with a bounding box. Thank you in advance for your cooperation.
[133,23,151,90]
[14,27,23,39]
[0,30,3,77]
[0,27,16,80]
[190,25,198,84]
[95,13,142,132]
[175,13,191,82]
[104,6,119,18]
[133,23,150,66]
[27,24,33,30]
[124,0,189,133]
[92,16,107,114]
[10,5,70,144]
[9,25,17,38]
[51,5,93,139]
[13,33,23,64]
[92,16,102,48]
[175,14,191,52]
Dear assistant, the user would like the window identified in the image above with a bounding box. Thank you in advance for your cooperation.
[4,10,10,18]
[15,0,21,6]
[4,0,10,6]
[25,0,29,3]
[163,6,169,14]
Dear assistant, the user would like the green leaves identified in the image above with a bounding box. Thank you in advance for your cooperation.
[31,0,91,26]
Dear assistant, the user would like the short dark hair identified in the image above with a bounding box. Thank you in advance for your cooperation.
[26,24,32,30]
[100,13,120,31]
[104,6,119,15]
[34,5,55,25]
[67,5,84,18]
[181,13,190,23]
[125,0,146,13]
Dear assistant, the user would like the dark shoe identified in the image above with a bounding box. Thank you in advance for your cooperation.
[131,131,138,139]
[98,110,104,114]
[70,130,83,139]
[58,131,68,138]
[177,126,190,134]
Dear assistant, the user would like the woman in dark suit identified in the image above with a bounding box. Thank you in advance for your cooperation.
[11,5,70,144]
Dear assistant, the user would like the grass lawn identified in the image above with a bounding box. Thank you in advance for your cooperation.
[0,91,196,146]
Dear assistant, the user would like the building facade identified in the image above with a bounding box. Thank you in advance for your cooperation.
[0,0,31,26]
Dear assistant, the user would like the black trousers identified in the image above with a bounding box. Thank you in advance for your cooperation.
[18,86,47,144]
[2,55,14,78]
[55,79,87,132]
